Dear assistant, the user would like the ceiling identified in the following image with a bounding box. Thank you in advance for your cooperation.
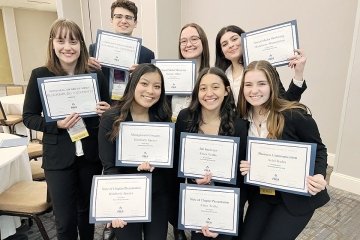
[0,0,56,12]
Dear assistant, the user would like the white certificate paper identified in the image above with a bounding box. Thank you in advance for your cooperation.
[152,59,196,95]
[179,133,239,184]
[245,137,316,195]
[116,122,175,168]
[241,20,299,67]
[95,30,141,71]
[37,74,100,122]
[89,174,152,223]
[178,184,240,236]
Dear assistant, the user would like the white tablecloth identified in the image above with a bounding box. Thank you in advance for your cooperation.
[0,133,32,239]
[0,94,27,136]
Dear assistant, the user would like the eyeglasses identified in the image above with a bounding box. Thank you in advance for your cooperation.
[180,36,201,46]
[113,14,135,22]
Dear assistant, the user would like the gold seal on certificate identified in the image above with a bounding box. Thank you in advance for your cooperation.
[178,184,240,236]
[178,133,240,184]
[116,122,175,168]
[241,20,299,67]
[89,174,152,223]
[152,59,196,95]
[95,30,141,71]
[245,137,316,195]
[37,74,100,122]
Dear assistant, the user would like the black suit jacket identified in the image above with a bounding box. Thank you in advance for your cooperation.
[249,109,330,215]
[23,67,110,170]
[89,42,155,81]
[98,108,171,195]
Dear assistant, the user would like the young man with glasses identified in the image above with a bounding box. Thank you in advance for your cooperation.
[88,0,155,93]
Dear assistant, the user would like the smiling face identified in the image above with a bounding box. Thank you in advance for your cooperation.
[52,29,80,72]
[220,31,242,63]
[111,7,137,35]
[179,26,203,60]
[133,71,162,110]
[243,70,271,111]
[198,73,229,113]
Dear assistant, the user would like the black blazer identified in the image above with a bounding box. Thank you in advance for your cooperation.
[23,67,110,170]
[249,109,330,215]
[173,108,248,188]
[98,108,171,195]
[89,42,155,81]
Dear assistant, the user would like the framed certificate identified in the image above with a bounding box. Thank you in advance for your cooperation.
[245,137,316,196]
[37,74,100,122]
[151,59,196,95]
[178,133,240,185]
[95,30,141,71]
[241,20,299,67]
[178,184,240,236]
[116,122,175,168]
[109,69,129,100]
[89,174,152,223]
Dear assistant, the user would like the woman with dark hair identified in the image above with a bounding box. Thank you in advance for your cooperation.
[23,19,110,240]
[215,25,307,105]
[98,63,172,240]
[238,60,329,239]
[172,67,248,240]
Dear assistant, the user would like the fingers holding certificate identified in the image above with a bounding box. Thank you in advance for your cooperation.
[244,137,316,196]
[241,20,299,67]
[178,184,240,236]
[178,133,240,184]
[37,74,100,122]
[95,30,141,71]
[116,122,175,168]
[89,174,152,223]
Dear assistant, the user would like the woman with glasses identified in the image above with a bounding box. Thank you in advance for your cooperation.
[169,23,211,240]
[215,25,307,105]
[23,19,110,240]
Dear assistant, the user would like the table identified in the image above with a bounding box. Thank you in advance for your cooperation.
[0,94,28,136]
[0,133,32,239]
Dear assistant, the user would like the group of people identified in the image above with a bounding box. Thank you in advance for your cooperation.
[21,0,329,240]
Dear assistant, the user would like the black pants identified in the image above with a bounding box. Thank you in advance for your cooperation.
[45,156,102,240]
[192,232,233,240]
[241,196,314,240]
[113,192,169,240]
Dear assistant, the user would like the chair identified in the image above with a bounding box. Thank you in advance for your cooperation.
[0,101,23,134]
[27,142,45,181]
[5,85,24,96]
[0,181,52,240]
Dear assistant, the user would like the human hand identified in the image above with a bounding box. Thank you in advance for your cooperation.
[239,160,250,176]
[201,226,219,238]
[111,219,127,228]
[307,174,327,195]
[88,57,102,70]
[137,161,155,172]
[288,49,307,81]
[56,113,81,129]
[129,64,138,73]
[195,172,212,185]
[96,101,111,116]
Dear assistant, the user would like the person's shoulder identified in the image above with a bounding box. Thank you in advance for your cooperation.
[30,66,54,78]
[140,45,155,57]
[282,108,313,126]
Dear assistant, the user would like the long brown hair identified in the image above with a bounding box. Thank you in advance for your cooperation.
[109,64,171,140]
[178,23,210,72]
[238,60,308,139]
[46,19,89,75]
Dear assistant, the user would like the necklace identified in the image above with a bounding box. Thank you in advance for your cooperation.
[253,113,268,128]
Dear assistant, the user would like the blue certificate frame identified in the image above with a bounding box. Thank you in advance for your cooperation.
[95,29,142,71]
[178,132,240,185]
[151,59,196,95]
[37,73,100,122]
[245,137,316,196]
[241,20,299,67]
[89,174,152,223]
[116,122,175,168]
[178,183,240,236]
